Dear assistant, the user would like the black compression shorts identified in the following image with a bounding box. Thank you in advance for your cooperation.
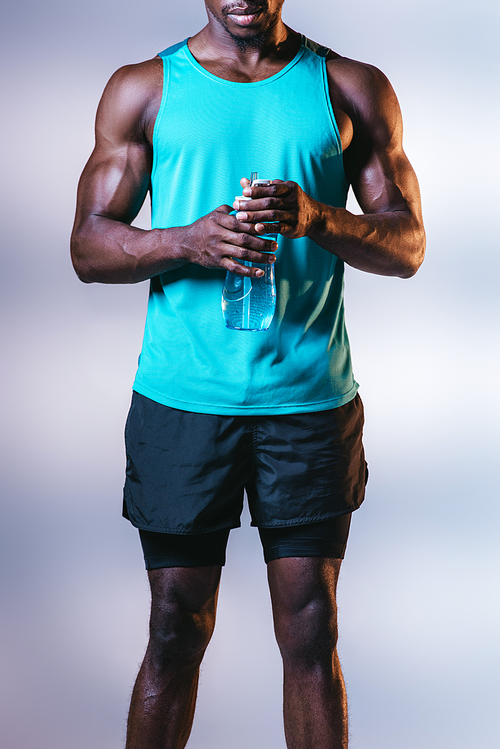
[139,515,353,569]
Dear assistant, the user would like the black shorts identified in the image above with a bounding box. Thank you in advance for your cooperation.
[123,392,368,567]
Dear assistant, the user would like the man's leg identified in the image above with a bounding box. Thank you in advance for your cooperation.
[125,564,222,749]
[267,556,348,749]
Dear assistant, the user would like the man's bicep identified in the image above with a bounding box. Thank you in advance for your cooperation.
[342,66,421,218]
[77,143,152,225]
[75,66,154,226]
[347,141,422,219]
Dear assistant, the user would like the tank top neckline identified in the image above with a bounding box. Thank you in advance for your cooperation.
[183,36,307,87]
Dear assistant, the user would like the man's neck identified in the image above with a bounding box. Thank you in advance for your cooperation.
[188,20,300,83]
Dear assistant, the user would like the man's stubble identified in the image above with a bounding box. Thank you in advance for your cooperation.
[211,2,282,52]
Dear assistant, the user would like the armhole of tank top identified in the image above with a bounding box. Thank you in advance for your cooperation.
[320,57,350,192]
[151,55,170,183]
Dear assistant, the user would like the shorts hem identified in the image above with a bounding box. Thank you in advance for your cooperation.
[124,515,241,535]
[252,508,358,529]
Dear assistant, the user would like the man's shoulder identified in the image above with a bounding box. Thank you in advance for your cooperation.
[326,52,391,96]
[97,57,164,145]
[324,51,398,123]
[298,35,394,114]
[106,56,164,99]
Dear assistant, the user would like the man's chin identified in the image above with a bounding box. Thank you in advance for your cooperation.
[223,14,278,50]
[227,28,269,50]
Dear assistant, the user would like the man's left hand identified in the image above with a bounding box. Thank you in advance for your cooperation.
[233,178,320,240]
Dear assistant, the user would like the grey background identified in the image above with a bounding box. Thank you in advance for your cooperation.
[0,1,499,747]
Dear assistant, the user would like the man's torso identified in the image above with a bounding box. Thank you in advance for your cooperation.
[131,36,359,415]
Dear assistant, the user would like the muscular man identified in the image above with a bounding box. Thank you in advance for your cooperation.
[71,2,425,747]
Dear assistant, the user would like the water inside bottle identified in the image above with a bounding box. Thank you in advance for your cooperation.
[222,260,276,331]
[222,175,277,331]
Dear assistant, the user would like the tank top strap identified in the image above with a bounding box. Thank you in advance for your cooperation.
[300,35,331,58]
[158,39,188,58]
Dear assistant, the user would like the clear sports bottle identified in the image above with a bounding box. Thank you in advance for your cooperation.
[222,173,277,332]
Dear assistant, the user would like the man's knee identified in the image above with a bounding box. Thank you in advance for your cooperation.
[268,557,341,666]
[148,604,215,669]
[146,566,220,669]
[274,595,339,666]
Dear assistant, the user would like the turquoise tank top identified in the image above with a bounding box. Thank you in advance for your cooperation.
[133,36,358,415]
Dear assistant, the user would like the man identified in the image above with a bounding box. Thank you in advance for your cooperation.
[71,1,425,747]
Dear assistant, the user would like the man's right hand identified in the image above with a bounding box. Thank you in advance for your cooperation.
[182,206,276,278]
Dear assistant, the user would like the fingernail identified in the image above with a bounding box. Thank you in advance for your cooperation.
[236,212,248,220]
[255,269,264,277]
[243,188,252,196]
[256,223,265,232]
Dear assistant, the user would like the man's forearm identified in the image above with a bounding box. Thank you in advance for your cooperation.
[71,215,188,284]
[71,208,276,284]
[308,202,426,279]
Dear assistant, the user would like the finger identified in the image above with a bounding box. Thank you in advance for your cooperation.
[220,213,280,244]
[223,232,276,259]
[243,233,279,253]
[220,249,276,276]
[227,250,276,266]
[235,208,296,226]
[242,181,294,199]
[216,209,259,232]
[234,194,296,213]
[255,222,281,235]
[240,177,251,189]
[233,199,277,214]
[220,257,266,278]
[224,230,278,255]
[214,204,235,216]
